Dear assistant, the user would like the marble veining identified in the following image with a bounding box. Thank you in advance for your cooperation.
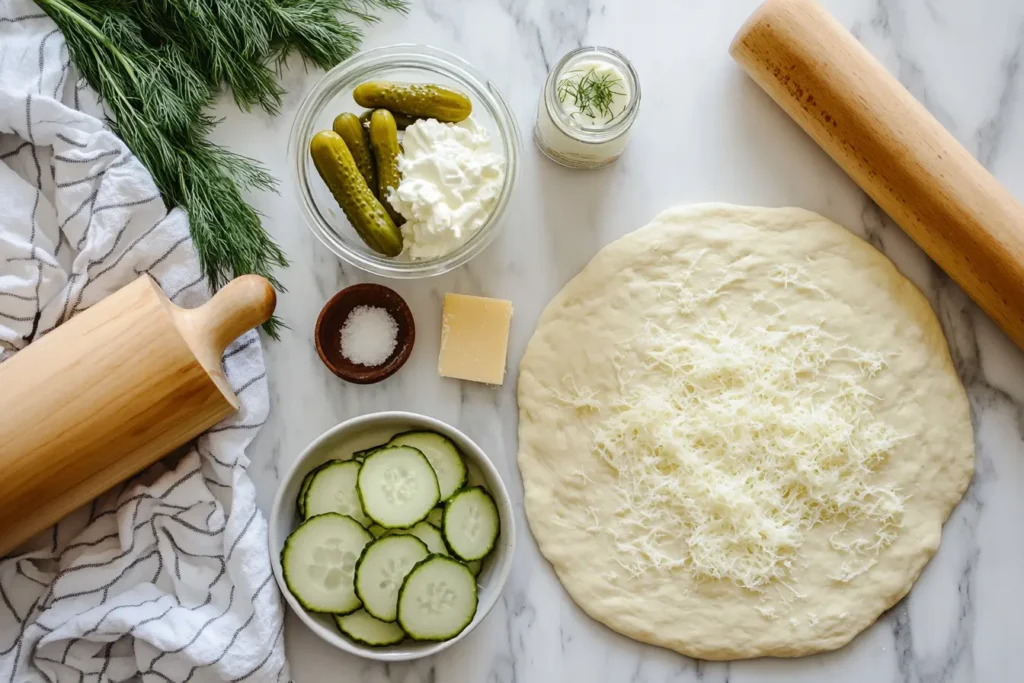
[206,0,1024,680]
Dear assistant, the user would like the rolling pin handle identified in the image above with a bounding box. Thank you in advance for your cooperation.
[192,275,277,356]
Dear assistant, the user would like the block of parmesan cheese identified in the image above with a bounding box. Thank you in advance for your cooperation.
[438,293,513,385]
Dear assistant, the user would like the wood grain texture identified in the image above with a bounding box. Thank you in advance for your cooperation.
[731,0,1024,349]
[0,275,274,556]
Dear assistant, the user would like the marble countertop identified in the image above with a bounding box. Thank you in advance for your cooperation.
[210,0,1024,680]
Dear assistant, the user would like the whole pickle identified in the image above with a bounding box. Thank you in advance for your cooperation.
[368,109,406,226]
[332,112,377,194]
[309,130,402,257]
[359,108,417,130]
[354,81,472,123]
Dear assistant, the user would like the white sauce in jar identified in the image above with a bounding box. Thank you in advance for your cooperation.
[555,59,631,127]
[535,47,640,169]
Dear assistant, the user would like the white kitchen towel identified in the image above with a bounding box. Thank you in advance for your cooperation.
[0,5,289,683]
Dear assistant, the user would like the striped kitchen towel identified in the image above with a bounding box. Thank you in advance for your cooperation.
[0,4,289,683]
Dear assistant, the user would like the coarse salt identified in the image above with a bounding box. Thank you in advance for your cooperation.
[340,305,398,367]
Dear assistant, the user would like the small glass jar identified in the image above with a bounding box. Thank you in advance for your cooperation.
[534,46,641,170]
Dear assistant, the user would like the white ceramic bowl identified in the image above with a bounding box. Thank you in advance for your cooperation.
[269,411,515,661]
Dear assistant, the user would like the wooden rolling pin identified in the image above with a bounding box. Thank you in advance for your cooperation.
[0,275,275,556]
[732,0,1024,349]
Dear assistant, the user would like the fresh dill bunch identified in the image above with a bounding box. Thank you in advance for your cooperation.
[36,0,408,337]
[557,68,627,121]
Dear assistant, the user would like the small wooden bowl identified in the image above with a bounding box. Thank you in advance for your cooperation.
[315,284,415,384]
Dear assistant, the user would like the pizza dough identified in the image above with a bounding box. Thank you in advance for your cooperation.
[517,204,974,659]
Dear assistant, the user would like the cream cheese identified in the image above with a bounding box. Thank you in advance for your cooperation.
[388,117,505,260]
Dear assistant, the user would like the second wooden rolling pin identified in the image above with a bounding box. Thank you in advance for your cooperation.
[732,0,1024,349]
[0,275,275,556]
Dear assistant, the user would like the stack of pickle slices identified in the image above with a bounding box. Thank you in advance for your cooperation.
[309,82,473,256]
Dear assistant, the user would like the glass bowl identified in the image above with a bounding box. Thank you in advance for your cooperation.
[289,45,522,278]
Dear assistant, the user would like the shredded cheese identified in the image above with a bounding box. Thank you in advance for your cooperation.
[554,273,907,594]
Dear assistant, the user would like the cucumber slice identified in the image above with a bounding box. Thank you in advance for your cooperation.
[357,446,440,528]
[353,444,386,461]
[399,521,447,555]
[442,487,499,561]
[304,460,370,526]
[368,524,388,537]
[397,555,478,641]
[355,535,429,622]
[296,461,336,518]
[466,559,482,577]
[281,513,371,614]
[383,521,446,554]
[334,610,406,646]
[387,431,467,502]
[426,506,444,528]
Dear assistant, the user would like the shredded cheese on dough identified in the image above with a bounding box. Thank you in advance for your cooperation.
[555,273,907,594]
